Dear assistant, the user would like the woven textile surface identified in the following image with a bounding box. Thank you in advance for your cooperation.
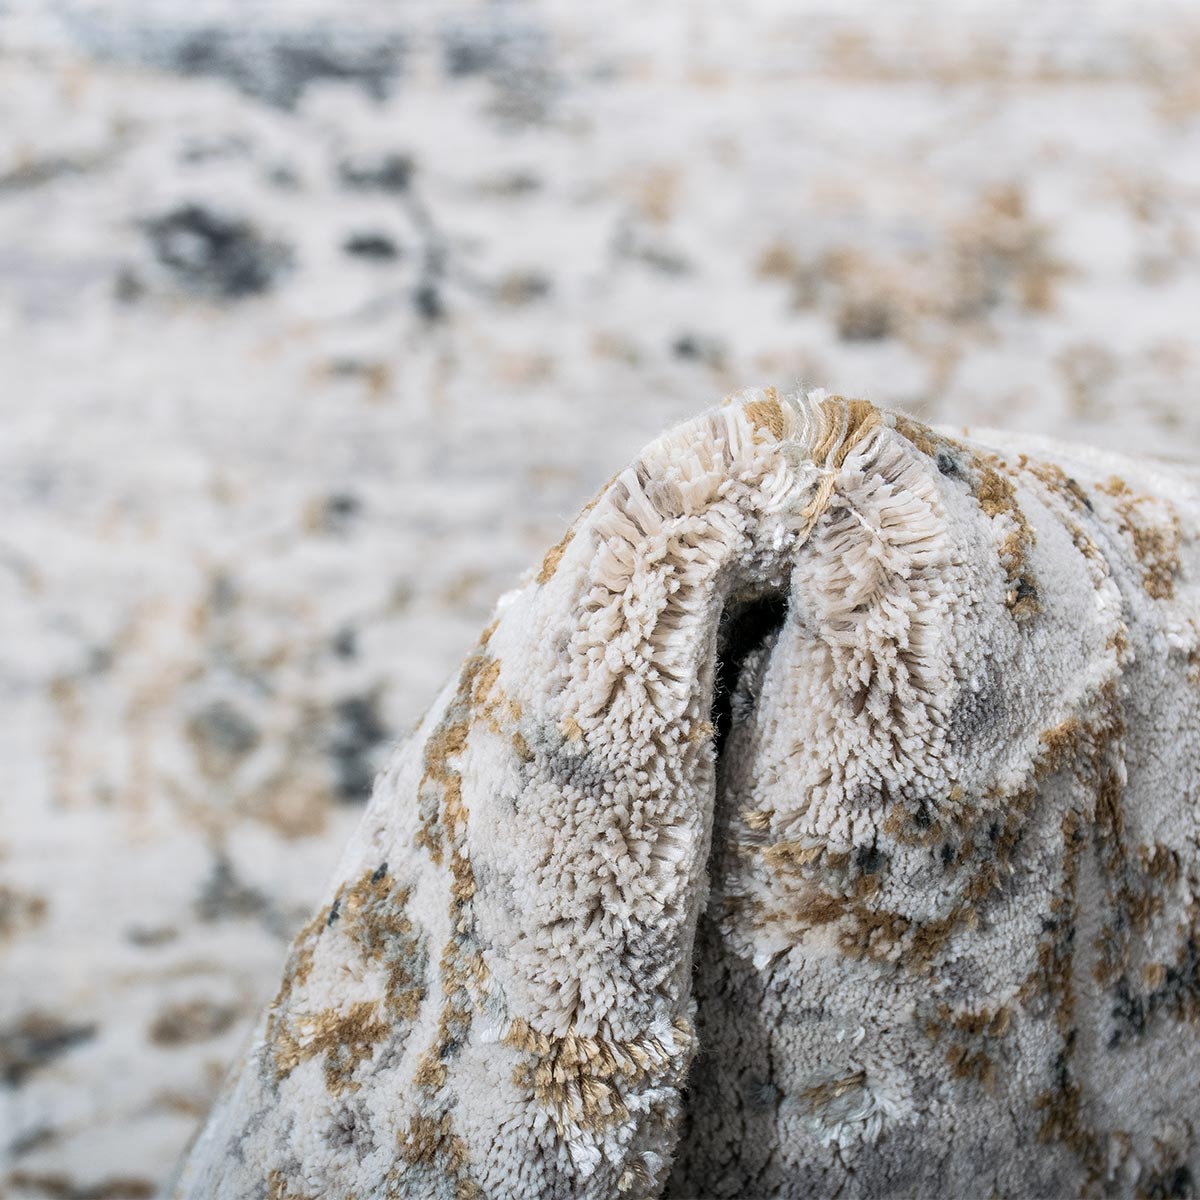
[174,392,1200,1198]
[6,3,1200,1197]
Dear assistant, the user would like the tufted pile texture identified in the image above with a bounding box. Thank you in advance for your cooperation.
[173,391,1200,1199]
[10,4,1200,1192]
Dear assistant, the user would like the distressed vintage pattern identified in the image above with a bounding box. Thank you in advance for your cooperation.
[9,4,1200,1193]
[174,392,1200,1198]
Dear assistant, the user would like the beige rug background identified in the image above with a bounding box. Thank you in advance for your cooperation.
[3,2,1200,1195]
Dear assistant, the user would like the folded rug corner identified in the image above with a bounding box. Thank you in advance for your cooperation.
[172,390,1200,1200]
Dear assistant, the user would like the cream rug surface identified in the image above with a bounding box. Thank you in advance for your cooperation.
[174,392,1200,1199]
[5,3,1200,1197]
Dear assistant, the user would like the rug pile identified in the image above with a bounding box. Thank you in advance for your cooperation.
[175,392,1200,1199]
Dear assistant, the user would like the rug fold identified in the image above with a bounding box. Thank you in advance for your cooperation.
[173,391,1200,1200]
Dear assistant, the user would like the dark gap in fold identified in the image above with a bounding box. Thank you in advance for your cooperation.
[711,591,789,763]
[667,587,790,1197]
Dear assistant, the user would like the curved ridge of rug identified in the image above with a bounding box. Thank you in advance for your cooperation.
[171,390,1200,1200]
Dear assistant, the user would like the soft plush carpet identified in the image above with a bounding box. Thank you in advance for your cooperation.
[7,5,1200,1195]
[173,391,1200,1199]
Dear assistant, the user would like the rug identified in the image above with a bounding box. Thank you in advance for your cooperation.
[173,391,1200,1199]
[5,3,1200,1196]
